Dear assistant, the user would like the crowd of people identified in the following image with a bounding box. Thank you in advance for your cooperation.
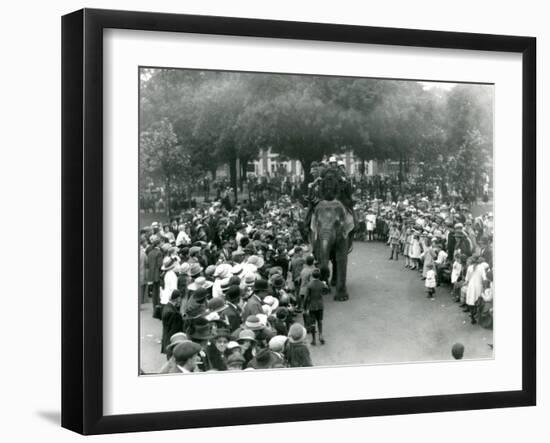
[354,195,494,329]
[139,158,494,374]
[140,195,326,374]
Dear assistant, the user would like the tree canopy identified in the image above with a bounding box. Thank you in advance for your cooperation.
[139,68,493,202]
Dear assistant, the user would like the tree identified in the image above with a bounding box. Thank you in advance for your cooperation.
[140,118,196,215]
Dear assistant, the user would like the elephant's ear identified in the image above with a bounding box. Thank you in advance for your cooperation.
[310,209,319,242]
[342,207,355,239]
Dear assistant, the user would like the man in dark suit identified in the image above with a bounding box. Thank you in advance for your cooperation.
[222,285,242,333]
[479,236,493,268]
[147,236,163,317]
[241,279,266,323]
[303,268,329,345]
[161,290,183,355]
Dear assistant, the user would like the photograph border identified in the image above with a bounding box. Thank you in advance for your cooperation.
[62,8,536,435]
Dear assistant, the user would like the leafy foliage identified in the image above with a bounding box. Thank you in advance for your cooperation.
[139,69,493,199]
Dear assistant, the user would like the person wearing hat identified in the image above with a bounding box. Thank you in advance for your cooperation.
[160,256,179,305]
[303,268,329,345]
[146,235,163,318]
[298,255,315,312]
[159,332,189,373]
[269,335,289,364]
[187,262,204,280]
[188,317,214,372]
[184,288,209,322]
[246,347,284,370]
[168,341,202,373]
[226,353,246,370]
[289,245,305,296]
[222,285,242,332]
[161,289,184,355]
[176,262,191,298]
[206,328,231,371]
[175,223,191,247]
[286,323,313,367]
[236,329,257,367]
[241,279,267,322]
[270,307,289,336]
[187,276,213,294]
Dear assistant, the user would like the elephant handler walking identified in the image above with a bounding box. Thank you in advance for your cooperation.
[303,268,330,345]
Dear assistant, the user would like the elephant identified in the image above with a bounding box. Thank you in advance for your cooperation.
[310,199,355,301]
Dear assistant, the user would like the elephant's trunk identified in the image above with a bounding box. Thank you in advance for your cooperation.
[317,237,331,283]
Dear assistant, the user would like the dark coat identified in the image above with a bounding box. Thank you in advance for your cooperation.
[480,246,493,268]
[161,303,183,354]
[222,302,242,333]
[205,343,227,371]
[147,247,163,282]
[287,342,313,367]
[304,279,328,311]
[241,294,263,323]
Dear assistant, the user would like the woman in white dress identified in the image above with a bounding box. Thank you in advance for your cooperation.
[465,257,486,324]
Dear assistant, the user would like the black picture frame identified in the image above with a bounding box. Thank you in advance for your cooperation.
[61,8,536,435]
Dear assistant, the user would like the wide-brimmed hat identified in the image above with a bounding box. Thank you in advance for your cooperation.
[247,255,265,269]
[188,263,203,277]
[237,329,257,343]
[288,323,307,344]
[166,332,190,352]
[269,335,288,353]
[178,262,190,275]
[207,297,227,313]
[231,264,244,276]
[173,341,202,363]
[188,276,213,292]
[191,288,209,303]
[245,315,264,331]
[190,323,213,341]
[214,263,233,279]
[241,273,255,288]
[161,256,178,271]
[183,304,208,320]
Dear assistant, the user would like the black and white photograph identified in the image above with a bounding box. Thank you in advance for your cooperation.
[138,68,495,375]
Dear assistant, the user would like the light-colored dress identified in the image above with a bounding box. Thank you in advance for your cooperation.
[425,270,436,288]
[410,238,422,259]
[466,264,486,306]
[451,261,462,284]
[160,269,178,304]
[421,247,435,278]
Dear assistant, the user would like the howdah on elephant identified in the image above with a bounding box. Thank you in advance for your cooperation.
[310,199,355,301]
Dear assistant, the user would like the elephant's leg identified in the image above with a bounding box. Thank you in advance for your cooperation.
[334,246,349,301]
[330,253,338,287]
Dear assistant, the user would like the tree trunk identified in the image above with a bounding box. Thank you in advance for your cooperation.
[301,158,313,193]
[228,154,238,202]
[239,157,248,192]
[164,175,171,217]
